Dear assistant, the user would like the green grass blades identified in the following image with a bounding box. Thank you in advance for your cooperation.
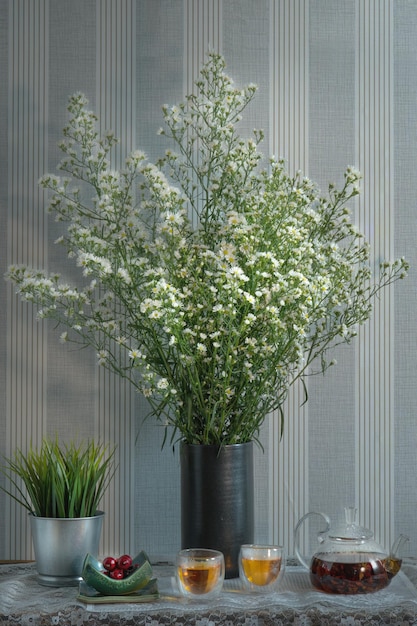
[0,439,116,518]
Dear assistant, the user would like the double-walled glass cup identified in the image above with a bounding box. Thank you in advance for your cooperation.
[239,545,285,593]
[176,548,225,600]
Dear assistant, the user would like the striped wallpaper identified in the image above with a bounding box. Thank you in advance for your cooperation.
[1,0,416,561]
[268,0,310,552]
[355,0,395,551]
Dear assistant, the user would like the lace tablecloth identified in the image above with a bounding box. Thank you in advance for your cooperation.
[1,560,417,625]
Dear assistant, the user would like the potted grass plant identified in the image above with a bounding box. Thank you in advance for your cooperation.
[0,439,116,586]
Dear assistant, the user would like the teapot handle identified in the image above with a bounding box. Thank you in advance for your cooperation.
[294,511,331,570]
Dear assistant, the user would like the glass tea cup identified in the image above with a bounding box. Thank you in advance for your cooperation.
[176,548,225,600]
[239,544,285,593]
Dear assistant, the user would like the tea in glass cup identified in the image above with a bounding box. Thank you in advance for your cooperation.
[239,545,284,592]
[176,548,225,600]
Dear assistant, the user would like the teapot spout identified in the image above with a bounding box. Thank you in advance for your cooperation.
[386,534,409,579]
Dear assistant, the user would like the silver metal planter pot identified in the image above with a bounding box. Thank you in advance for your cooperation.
[29,511,104,586]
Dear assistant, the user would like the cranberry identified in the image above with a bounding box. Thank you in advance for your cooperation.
[102,556,117,572]
[109,568,124,580]
[117,554,133,570]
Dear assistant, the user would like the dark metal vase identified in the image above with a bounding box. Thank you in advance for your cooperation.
[180,441,254,579]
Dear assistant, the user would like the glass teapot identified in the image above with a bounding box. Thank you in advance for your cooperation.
[294,507,408,594]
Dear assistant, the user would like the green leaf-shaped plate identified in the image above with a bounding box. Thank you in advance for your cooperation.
[81,551,154,596]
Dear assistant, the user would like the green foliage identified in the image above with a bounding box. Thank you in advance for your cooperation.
[0,439,116,517]
[5,53,409,447]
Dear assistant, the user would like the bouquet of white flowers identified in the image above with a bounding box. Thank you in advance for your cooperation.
[6,53,408,447]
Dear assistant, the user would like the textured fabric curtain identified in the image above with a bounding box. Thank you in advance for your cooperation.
[0,0,415,562]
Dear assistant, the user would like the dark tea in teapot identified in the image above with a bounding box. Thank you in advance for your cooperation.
[310,552,401,594]
[295,507,408,594]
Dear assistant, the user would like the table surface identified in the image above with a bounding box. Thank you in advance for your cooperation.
[2,559,417,625]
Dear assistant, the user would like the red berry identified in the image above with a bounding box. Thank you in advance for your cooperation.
[117,554,133,570]
[109,568,124,580]
[102,556,117,572]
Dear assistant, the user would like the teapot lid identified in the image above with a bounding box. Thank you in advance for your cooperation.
[328,507,373,542]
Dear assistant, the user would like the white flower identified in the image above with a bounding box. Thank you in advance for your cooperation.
[228,266,249,282]
[129,349,143,360]
[97,350,108,366]
[220,242,236,263]
[117,268,131,283]
[6,53,407,449]
[244,292,255,305]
